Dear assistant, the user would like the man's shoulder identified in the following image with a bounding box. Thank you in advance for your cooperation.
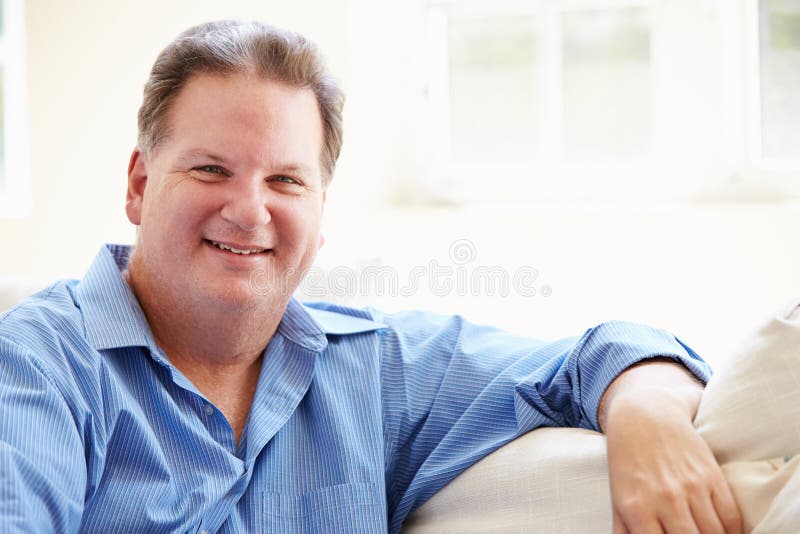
[0,278,91,371]
[0,279,81,332]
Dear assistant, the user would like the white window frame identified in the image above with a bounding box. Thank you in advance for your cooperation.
[423,0,800,204]
[742,0,800,194]
[0,0,29,218]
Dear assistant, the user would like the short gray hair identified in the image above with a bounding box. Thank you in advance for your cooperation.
[137,20,344,184]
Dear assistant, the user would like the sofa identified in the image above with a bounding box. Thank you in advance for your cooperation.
[2,279,798,532]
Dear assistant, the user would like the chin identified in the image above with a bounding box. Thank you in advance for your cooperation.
[204,281,290,314]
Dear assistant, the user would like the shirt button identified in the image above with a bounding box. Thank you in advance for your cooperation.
[204,404,214,416]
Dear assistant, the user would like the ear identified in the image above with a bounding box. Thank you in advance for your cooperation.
[126,149,148,225]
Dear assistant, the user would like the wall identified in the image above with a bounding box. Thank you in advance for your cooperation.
[311,201,800,368]
[1,0,799,369]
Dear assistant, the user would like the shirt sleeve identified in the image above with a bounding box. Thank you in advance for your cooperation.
[376,311,711,529]
[0,336,87,532]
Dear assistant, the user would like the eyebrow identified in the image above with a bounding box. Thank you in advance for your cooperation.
[175,150,230,165]
[275,163,316,177]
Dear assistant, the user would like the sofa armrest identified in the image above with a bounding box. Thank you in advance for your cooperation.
[404,427,611,533]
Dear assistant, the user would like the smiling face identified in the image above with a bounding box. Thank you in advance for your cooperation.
[125,73,326,316]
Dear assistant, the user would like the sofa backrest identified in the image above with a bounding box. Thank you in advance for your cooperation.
[0,278,46,312]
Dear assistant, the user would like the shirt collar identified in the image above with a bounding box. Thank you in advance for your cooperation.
[75,244,385,353]
[274,299,386,352]
[302,304,386,335]
[74,244,157,351]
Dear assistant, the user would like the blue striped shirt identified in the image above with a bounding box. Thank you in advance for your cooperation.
[0,244,711,533]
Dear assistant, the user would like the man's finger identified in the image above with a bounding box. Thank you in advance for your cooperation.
[613,510,630,534]
[614,506,665,534]
[711,484,743,534]
[688,492,725,534]
[658,500,700,534]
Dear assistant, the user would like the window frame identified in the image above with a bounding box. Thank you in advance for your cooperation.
[744,0,800,184]
[422,0,800,205]
[0,0,29,219]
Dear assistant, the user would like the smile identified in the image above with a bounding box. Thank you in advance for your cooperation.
[207,240,269,255]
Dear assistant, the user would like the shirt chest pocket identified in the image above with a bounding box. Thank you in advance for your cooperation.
[259,482,383,533]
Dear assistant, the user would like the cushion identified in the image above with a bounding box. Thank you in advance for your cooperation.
[694,298,800,531]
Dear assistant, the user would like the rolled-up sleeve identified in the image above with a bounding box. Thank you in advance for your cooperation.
[541,319,711,432]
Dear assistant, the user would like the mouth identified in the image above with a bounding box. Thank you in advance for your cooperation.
[204,239,272,256]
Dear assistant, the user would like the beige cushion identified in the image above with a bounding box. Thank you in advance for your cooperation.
[694,298,800,532]
[406,299,800,533]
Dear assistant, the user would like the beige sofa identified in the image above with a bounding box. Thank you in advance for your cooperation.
[2,280,799,532]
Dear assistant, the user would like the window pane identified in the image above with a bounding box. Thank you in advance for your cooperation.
[448,16,538,163]
[0,67,5,193]
[759,0,800,159]
[562,8,651,159]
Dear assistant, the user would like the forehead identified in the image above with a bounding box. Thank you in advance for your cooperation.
[161,72,324,174]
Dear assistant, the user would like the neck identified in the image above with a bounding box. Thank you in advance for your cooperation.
[144,302,278,369]
[122,262,287,373]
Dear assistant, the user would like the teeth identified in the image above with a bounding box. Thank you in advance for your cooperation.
[210,241,265,255]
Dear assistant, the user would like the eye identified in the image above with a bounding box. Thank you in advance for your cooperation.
[272,175,300,185]
[196,165,226,175]
[190,164,230,182]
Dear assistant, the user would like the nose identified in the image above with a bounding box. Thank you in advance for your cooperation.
[219,177,271,231]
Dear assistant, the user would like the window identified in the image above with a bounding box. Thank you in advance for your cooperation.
[562,7,650,159]
[426,0,661,202]
[0,0,29,218]
[757,0,800,163]
[423,0,800,204]
[447,15,539,166]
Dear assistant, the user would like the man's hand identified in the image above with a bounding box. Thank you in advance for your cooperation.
[599,359,742,534]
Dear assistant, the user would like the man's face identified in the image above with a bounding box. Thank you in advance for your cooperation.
[125,73,326,313]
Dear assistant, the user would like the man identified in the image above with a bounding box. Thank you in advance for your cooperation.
[0,20,740,533]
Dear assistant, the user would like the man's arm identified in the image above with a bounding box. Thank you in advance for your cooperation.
[599,358,742,534]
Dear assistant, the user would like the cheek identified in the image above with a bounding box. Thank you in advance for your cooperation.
[280,200,323,244]
[141,188,216,240]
